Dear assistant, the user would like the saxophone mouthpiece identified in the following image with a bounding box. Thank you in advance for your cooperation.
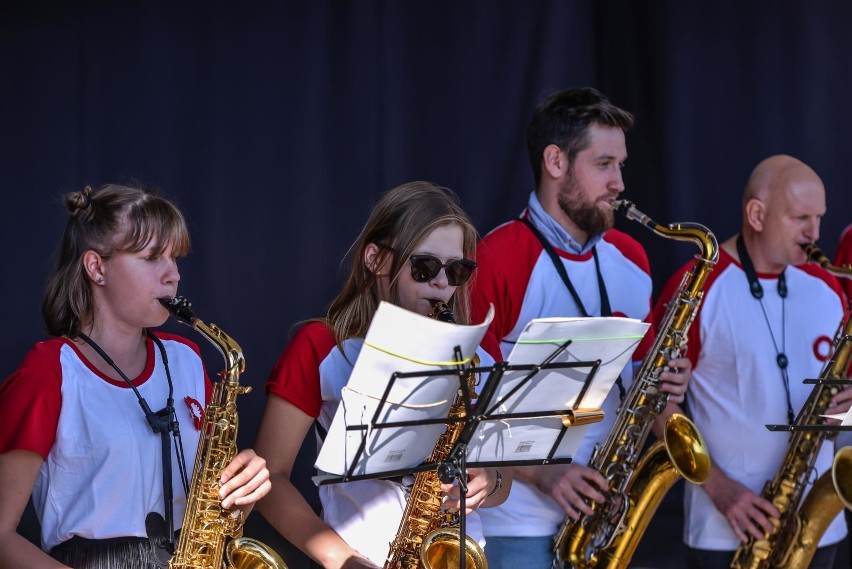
[159,296,197,324]
[612,199,633,215]
[428,300,456,323]
[801,243,829,267]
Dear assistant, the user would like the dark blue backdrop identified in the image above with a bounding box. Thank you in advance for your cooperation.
[2,2,851,567]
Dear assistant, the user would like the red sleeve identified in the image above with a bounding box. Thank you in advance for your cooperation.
[265,322,336,418]
[652,259,703,366]
[0,339,64,458]
[479,330,503,363]
[471,220,542,343]
[603,229,652,276]
[835,224,852,301]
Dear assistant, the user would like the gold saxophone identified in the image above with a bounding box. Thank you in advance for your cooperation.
[384,301,488,569]
[160,296,287,569]
[553,199,716,569]
[730,244,852,569]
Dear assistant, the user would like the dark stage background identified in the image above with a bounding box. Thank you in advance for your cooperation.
[2,2,851,567]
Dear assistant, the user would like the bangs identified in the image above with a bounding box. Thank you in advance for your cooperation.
[115,198,191,257]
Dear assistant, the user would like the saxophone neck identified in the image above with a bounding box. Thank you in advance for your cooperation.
[613,199,719,263]
[159,296,245,379]
[802,243,852,279]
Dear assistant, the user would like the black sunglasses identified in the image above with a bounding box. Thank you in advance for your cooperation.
[408,254,477,286]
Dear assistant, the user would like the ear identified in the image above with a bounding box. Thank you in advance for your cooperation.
[745,198,766,232]
[364,243,384,275]
[82,250,106,285]
[542,144,566,180]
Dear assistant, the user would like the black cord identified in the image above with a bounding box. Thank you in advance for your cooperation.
[76,331,189,550]
[735,235,795,424]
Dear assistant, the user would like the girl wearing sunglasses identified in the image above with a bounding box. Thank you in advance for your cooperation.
[254,181,510,569]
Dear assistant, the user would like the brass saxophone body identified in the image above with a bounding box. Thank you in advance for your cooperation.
[160,297,287,569]
[384,301,488,569]
[730,244,852,569]
[553,200,717,569]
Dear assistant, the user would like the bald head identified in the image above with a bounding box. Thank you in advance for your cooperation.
[738,154,826,272]
[743,154,823,208]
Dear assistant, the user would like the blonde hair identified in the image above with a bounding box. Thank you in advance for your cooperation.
[42,183,190,337]
[326,181,477,347]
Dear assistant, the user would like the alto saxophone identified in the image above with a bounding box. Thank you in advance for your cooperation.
[553,200,716,569]
[730,244,852,569]
[160,297,287,569]
[384,301,488,569]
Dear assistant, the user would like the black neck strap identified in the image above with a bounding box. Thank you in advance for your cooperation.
[735,235,794,424]
[735,234,787,300]
[520,217,623,401]
[77,331,189,550]
[520,217,612,317]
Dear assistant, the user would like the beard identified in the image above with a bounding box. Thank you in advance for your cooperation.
[556,169,615,237]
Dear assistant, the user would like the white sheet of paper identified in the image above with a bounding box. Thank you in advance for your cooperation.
[467,316,649,465]
[314,301,494,478]
[821,411,852,426]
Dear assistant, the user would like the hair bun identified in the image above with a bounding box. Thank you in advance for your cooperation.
[66,185,94,215]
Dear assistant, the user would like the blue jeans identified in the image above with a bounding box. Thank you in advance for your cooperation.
[484,535,555,569]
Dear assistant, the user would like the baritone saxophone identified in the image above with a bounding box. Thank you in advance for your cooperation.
[160,296,287,569]
[729,244,852,569]
[553,199,716,569]
[383,301,488,569]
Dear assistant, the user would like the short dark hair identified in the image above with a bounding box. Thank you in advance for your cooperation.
[526,87,634,188]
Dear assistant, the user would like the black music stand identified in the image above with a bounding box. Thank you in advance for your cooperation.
[315,339,607,569]
[766,378,852,433]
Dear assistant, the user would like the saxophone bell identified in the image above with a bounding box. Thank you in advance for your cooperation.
[832,446,852,511]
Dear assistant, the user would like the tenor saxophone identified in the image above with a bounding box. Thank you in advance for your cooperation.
[730,244,852,569]
[553,200,716,569]
[160,296,287,569]
[384,301,488,569]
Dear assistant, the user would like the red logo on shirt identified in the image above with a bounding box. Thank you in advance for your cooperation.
[184,397,204,431]
[813,335,833,363]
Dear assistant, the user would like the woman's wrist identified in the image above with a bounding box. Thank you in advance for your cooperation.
[486,468,503,498]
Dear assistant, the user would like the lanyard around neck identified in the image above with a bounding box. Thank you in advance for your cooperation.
[77,331,189,550]
[735,235,794,424]
[520,217,623,401]
[520,217,612,318]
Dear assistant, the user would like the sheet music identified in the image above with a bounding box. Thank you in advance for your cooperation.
[821,410,852,426]
[314,301,494,479]
[467,316,650,465]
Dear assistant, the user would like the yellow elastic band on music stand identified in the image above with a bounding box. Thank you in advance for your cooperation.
[363,341,472,367]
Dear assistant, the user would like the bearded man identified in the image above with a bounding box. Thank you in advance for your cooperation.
[470,87,691,569]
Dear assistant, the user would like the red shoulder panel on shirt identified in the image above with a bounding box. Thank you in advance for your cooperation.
[266,321,337,419]
[0,339,66,457]
[603,229,651,275]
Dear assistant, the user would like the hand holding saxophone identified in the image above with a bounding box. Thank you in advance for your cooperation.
[701,464,780,543]
[657,356,693,404]
[516,463,608,520]
[440,467,508,514]
[217,448,272,512]
[824,384,852,419]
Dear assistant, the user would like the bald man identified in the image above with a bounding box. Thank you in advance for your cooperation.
[651,155,852,569]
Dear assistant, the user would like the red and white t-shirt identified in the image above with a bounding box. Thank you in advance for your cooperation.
[654,248,847,550]
[0,333,210,551]
[267,321,501,565]
[471,217,654,538]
